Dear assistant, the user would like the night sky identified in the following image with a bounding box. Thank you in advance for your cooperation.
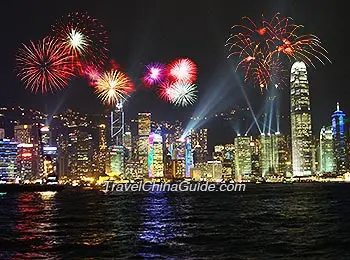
[0,0,348,144]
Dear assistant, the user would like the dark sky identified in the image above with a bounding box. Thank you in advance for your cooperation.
[0,0,348,143]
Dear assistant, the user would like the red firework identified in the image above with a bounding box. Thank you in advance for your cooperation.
[15,36,75,93]
[167,58,197,83]
[52,12,109,74]
[226,13,330,89]
[157,80,175,102]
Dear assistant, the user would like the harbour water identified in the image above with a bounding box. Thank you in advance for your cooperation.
[1,183,350,259]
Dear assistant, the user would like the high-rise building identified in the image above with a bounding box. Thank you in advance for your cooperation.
[332,103,348,173]
[124,124,132,159]
[14,124,32,143]
[148,132,164,178]
[259,133,278,178]
[76,131,93,177]
[290,61,313,177]
[319,126,335,173]
[138,113,151,136]
[0,139,18,183]
[138,113,151,176]
[276,133,291,177]
[234,135,252,182]
[191,128,208,164]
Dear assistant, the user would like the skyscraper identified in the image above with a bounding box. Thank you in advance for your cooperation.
[137,113,151,176]
[290,61,313,177]
[319,126,335,173]
[148,132,164,178]
[259,133,278,178]
[234,135,252,182]
[332,103,348,173]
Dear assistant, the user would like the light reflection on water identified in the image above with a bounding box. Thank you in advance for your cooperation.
[0,184,350,259]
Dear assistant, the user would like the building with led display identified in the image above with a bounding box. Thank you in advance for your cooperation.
[148,132,164,178]
[290,61,312,177]
[0,139,17,183]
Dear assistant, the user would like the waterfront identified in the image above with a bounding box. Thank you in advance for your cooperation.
[1,183,350,259]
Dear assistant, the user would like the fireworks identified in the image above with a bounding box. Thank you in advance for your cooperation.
[157,80,175,102]
[95,69,134,106]
[143,62,166,87]
[52,12,109,72]
[170,81,198,107]
[15,36,75,93]
[226,13,330,89]
[168,58,197,83]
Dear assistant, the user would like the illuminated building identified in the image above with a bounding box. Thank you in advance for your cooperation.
[124,124,132,160]
[95,124,107,176]
[290,61,313,176]
[319,126,335,173]
[42,146,57,177]
[234,136,252,182]
[259,133,278,178]
[108,146,125,176]
[0,128,4,139]
[276,133,291,177]
[191,128,208,164]
[138,112,151,136]
[207,160,223,180]
[223,144,235,178]
[213,145,225,161]
[332,103,348,173]
[14,124,32,143]
[67,130,93,178]
[40,125,51,146]
[138,113,151,176]
[0,139,18,183]
[148,132,164,178]
[250,139,260,178]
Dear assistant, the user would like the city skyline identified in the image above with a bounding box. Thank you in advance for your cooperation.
[0,0,348,141]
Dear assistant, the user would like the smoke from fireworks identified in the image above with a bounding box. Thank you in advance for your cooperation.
[15,36,75,93]
[52,12,109,73]
[95,69,134,106]
[143,62,166,87]
[170,81,198,107]
[168,58,197,83]
[226,13,330,89]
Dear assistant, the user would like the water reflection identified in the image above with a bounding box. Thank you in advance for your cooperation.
[11,192,58,259]
[137,191,186,258]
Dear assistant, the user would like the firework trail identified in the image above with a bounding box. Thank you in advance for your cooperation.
[157,80,176,102]
[15,36,75,93]
[226,13,330,89]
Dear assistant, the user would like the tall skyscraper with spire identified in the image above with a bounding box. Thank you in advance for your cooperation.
[332,102,348,173]
[290,61,312,177]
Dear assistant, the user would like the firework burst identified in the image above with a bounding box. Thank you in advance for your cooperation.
[15,36,75,93]
[226,13,330,89]
[168,58,197,83]
[95,69,134,106]
[143,62,166,87]
[157,80,176,102]
[170,81,197,107]
[52,12,109,72]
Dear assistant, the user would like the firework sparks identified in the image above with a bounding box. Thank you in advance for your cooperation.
[143,62,166,87]
[95,69,134,106]
[52,12,109,72]
[168,58,197,83]
[170,81,197,107]
[15,36,75,93]
[226,13,330,89]
[157,80,176,102]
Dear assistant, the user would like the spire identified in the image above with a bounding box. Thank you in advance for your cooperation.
[337,102,340,111]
